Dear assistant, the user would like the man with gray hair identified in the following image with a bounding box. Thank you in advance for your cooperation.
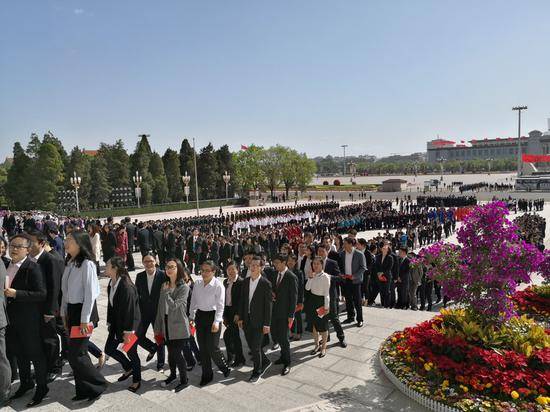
[0,253,11,406]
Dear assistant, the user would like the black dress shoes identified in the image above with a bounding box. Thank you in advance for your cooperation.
[174,380,188,393]
[117,370,133,382]
[356,321,364,328]
[128,381,141,393]
[342,318,354,324]
[223,368,232,378]
[26,387,49,408]
[281,366,291,376]
[339,339,348,348]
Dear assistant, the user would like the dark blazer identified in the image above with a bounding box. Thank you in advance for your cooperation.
[6,258,46,356]
[397,256,410,281]
[137,228,152,251]
[323,258,341,302]
[135,269,166,322]
[219,242,232,263]
[102,231,117,260]
[290,267,305,305]
[338,249,367,284]
[152,230,164,255]
[239,276,272,329]
[223,276,243,319]
[271,269,298,320]
[36,250,64,316]
[126,223,137,248]
[106,278,141,341]
[163,232,176,259]
[374,253,394,281]
[0,260,7,328]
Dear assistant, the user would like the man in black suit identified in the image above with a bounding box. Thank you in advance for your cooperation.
[270,255,298,376]
[317,245,346,347]
[162,225,176,262]
[5,234,48,407]
[396,247,411,309]
[222,261,245,366]
[238,256,272,383]
[135,253,166,370]
[152,225,165,269]
[137,223,152,257]
[28,230,64,382]
[2,211,16,237]
[185,229,201,274]
[219,237,233,272]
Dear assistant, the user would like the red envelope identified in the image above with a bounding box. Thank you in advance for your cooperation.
[70,324,93,338]
[154,333,164,345]
[378,274,388,282]
[288,318,294,329]
[190,324,196,336]
[341,274,353,280]
[118,333,138,353]
[316,307,328,318]
[295,303,304,312]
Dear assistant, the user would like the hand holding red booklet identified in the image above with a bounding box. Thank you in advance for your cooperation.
[154,333,164,345]
[316,306,328,318]
[377,273,388,282]
[117,333,138,353]
[70,324,94,338]
[341,274,353,280]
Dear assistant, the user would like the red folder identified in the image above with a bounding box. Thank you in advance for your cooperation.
[190,324,196,336]
[154,334,164,345]
[70,324,94,338]
[118,333,138,353]
[288,318,294,329]
[316,306,328,318]
[341,274,353,280]
[377,273,388,282]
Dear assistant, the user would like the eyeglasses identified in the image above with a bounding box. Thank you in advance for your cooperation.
[165,265,178,270]
[9,244,28,250]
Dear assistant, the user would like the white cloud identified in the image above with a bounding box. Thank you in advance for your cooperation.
[74,8,84,15]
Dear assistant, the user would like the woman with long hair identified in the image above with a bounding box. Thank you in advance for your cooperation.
[60,230,107,402]
[88,223,102,276]
[101,224,116,264]
[154,258,190,392]
[305,256,331,358]
[114,225,128,263]
[103,256,141,392]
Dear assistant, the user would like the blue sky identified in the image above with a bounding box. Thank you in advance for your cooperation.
[1,0,550,160]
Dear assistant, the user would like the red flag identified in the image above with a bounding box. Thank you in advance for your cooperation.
[240,145,249,151]
[522,154,550,163]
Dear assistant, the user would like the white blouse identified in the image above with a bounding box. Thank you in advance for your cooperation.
[305,271,330,310]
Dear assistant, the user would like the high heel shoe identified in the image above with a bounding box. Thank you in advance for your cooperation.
[310,346,320,356]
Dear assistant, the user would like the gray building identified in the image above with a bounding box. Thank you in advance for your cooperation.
[427,119,550,163]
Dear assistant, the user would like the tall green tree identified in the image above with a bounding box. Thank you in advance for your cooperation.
[89,155,111,208]
[26,133,42,158]
[197,143,219,200]
[129,135,154,204]
[66,147,92,209]
[294,153,317,192]
[162,149,184,202]
[33,143,64,210]
[97,139,130,188]
[5,142,33,210]
[281,149,300,197]
[262,146,285,198]
[215,145,234,198]
[233,145,266,194]
[149,152,169,203]
[43,131,68,167]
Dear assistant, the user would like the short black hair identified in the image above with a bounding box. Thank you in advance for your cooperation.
[26,229,47,243]
[272,254,287,263]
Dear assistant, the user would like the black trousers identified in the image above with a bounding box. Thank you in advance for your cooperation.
[379,279,391,308]
[67,304,107,398]
[167,339,188,382]
[389,278,397,308]
[328,297,345,341]
[367,273,379,304]
[104,331,141,383]
[137,317,165,366]
[420,281,433,309]
[222,307,244,362]
[41,317,60,373]
[195,310,228,379]
[343,281,363,322]
[291,309,303,335]
[271,317,291,366]
[126,250,135,270]
[244,321,269,375]
[396,276,410,309]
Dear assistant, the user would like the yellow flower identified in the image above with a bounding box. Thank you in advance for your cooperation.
[391,337,397,342]
[424,363,432,371]
[536,396,549,406]
[510,391,519,399]
[485,383,492,389]
[442,380,449,387]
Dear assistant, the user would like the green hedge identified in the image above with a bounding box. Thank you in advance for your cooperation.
[79,199,238,219]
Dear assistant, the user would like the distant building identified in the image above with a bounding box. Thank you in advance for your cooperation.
[379,178,407,192]
[426,119,550,163]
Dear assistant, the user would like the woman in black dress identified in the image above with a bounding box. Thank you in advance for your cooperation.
[305,257,331,358]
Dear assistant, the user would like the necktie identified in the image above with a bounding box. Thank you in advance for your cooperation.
[277,272,283,288]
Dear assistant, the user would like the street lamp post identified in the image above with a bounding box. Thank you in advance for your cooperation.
[485,158,494,174]
[181,171,191,203]
[437,157,447,181]
[70,172,81,213]
[192,138,200,217]
[513,106,528,176]
[223,171,231,202]
[341,144,348,175]
[132,171,142,208]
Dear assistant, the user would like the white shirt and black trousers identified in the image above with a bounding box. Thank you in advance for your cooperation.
[339,250,367,323]
[60,259,107,399]
[189,277,230,382]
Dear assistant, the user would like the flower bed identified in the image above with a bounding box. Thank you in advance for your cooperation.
[380,310,550,411]
[512,285,550,325]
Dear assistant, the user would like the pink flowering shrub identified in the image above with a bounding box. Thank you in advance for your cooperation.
[417,201,548,324]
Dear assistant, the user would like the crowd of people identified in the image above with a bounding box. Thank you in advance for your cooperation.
[458,182,515,193]
[416,195,477,207]
[0,198,490,407]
